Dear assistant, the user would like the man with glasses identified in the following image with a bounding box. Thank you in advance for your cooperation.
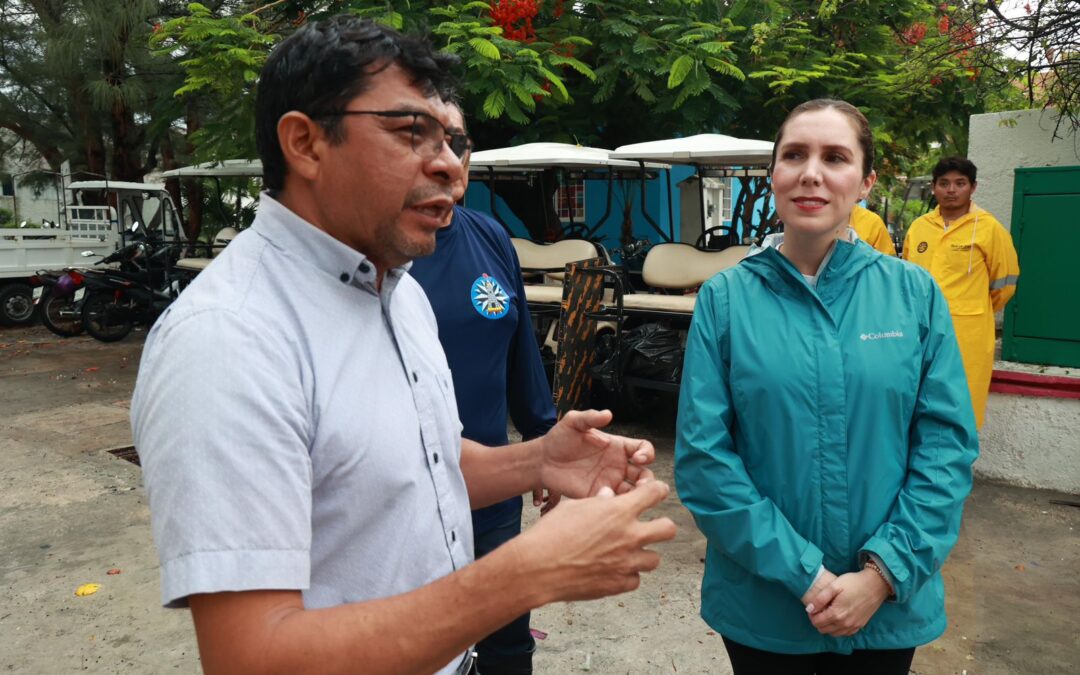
[131,15,675,675]
[410,103,557,675]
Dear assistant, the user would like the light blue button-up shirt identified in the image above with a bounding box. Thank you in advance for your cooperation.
[133,194,473,671]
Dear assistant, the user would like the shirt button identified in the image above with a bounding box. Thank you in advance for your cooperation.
[359,262,370,274]
[433,452,439,464]
[339,272,349,283]
[412,371,418,383]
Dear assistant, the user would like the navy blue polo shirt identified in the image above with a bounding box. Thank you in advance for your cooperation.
[410,206,557,534]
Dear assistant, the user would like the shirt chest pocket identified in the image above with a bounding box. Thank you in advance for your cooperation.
[934,243,987,315]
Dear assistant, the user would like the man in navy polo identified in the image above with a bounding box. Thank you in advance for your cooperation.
[411,103,556,675]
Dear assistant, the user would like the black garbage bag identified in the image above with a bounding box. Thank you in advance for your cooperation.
[625,323,683,383]
[589,331,620,391]
[590,323,683,390]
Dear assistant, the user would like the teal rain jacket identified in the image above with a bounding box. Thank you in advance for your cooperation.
[675,237,979,654]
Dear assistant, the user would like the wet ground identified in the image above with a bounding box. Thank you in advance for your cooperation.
[1,324,1077,674]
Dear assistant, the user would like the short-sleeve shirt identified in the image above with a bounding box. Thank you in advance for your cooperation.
[131,195,473,672]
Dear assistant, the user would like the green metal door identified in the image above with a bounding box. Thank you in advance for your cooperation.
[1002,166,1080,367]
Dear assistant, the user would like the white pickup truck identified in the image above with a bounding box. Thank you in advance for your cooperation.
[0,180,181,325]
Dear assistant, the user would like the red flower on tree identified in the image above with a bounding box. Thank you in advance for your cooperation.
[490,0,540,42]
[900,22,928,45]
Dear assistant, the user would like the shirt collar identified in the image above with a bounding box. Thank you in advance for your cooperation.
[252,192,412,289]
[435,206,462,243]
[930,202,982,228]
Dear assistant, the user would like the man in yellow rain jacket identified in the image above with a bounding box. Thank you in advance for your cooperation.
[903,157,1020,428]
[851,204,897,256]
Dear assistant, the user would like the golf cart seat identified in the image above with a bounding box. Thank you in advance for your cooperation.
[511,238,606,307]
[616,244,750,315]
[175,227,239,272]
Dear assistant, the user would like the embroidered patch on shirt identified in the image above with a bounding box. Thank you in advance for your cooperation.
[917,241,928,253]
[471,274,510,319]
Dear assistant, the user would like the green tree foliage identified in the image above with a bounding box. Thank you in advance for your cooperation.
[0,0,197,181]
[151,1,747,157]
[7,1,1046,237]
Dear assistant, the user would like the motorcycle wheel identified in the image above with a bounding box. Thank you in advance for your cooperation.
[82,292,134,342]
[40,291,85,337]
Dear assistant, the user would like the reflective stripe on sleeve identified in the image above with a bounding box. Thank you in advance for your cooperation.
[989,275,1018,290]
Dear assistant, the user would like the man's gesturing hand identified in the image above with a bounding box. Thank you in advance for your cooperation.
[514,480,677,603]
[537,409,655,498]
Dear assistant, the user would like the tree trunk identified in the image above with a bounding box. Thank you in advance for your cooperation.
[183,97,203,242]
[110,98,143,182]
[69,83,107,179]
[104,16,143,183]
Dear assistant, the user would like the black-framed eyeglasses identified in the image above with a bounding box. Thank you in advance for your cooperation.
[321,109,471,161]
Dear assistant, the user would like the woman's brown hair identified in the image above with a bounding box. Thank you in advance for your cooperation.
[771,99,875,178]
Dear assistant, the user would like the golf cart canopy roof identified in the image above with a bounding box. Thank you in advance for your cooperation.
[469,142,669,170]
[610,134,774,167]
[68,180,167,192]
[161,159,263,178]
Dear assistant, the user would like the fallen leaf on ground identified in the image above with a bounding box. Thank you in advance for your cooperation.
[1014,564,1025,572]
[106,568,121,575]
[529,629,547,640]
[85,367,99,372]
[75,583,101,597]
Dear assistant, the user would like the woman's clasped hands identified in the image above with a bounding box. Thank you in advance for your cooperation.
[802,567,893,637]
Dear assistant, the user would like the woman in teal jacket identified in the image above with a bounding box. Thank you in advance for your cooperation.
[675,100,979,674]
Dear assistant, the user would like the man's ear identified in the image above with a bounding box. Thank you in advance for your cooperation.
[277,111,326,182]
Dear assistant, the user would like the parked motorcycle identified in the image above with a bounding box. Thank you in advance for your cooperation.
[79,234,184,342]
[32,223,164,338]
[31,270,86,337]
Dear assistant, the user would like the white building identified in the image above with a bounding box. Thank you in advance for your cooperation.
[0,132,65,227]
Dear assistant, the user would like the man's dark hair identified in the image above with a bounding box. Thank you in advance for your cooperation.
[255,15,460,191]
[932,156,977,184]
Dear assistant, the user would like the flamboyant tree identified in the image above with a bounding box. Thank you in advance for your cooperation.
[893,0,1078,141]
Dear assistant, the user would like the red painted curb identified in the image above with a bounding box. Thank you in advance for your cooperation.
[990,369,1080,400]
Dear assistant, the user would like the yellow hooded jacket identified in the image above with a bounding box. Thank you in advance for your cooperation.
[850,204,897,256]
[902,203,1020,427]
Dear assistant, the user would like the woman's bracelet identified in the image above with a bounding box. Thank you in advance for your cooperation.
[863,559,896,599]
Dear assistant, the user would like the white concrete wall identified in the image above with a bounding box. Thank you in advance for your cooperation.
[979,391,1080,494]
[967,108,1080,230]
[11,178,62,227]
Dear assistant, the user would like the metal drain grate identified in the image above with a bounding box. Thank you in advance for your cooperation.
[107,445,141,466]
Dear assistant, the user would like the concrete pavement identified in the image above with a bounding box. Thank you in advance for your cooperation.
[1,325,1076,674]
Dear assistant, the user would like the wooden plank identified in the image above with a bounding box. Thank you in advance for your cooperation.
[552,257,605,418]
